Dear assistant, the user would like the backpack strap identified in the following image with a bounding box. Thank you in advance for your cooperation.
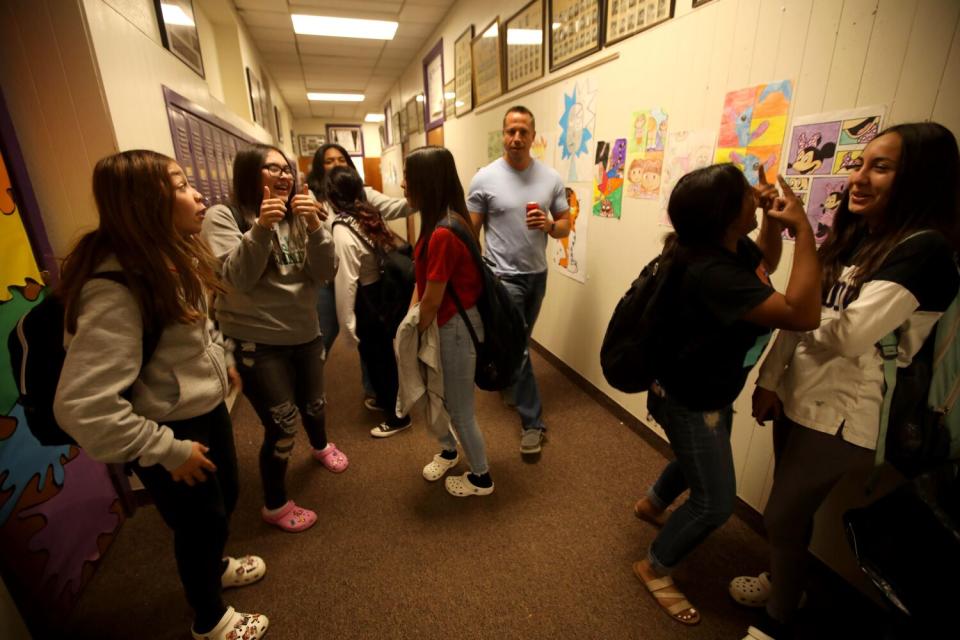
[225,202,250,233]
[875,331,900,469]
[332,214,384,258]
[434,216,485,350]
[89,272,161,366]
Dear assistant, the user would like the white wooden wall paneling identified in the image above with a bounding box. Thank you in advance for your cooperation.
[931,16,960,135]
[856,0,918,111]
[822,0,879,113]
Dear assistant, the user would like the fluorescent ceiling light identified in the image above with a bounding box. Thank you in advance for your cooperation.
[364,113,385,122]
[307,92,365,102]
[444,91,456,100]
[507,28,542,45]
[482,23,499,38]
[292,14,398,40]
[415,94,425,103]
[161,3,195,26]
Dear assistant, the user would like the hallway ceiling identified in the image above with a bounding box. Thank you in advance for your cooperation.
[231,0,456,121]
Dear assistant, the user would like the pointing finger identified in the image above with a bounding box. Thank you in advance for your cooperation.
[777,175,798,201]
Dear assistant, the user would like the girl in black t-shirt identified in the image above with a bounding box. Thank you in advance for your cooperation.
[732,123,960,640]
[632,164,822,625]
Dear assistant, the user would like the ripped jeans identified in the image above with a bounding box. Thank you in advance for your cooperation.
[233,335,328,509]
[645,383,736,574]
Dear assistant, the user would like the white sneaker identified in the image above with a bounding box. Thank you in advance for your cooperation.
[422,452,459,481]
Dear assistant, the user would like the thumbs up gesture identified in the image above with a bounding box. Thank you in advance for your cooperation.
[291,182,323,232]
[257,185,286,230]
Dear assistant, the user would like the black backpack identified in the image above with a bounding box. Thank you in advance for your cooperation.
[435,217,527,391]
[600,250,679,393]
[7,273,160,447]
[333,214,415,333]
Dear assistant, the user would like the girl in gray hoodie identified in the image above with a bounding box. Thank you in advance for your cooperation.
[54,150,268,640]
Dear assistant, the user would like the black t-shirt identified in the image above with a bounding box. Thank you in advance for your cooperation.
[658,237,775,410]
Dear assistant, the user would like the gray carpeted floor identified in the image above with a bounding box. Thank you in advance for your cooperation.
[64,340,781,639]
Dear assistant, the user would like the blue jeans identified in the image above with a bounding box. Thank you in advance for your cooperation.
[499,271,547,431]
[318,282,375,397]
[437,307,489,474]
[645,385,736,574]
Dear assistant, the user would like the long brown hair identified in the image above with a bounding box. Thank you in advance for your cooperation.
[58,150,225,334]
[404,145,475,257]
[818,122,960,295]
[324,166,400,250]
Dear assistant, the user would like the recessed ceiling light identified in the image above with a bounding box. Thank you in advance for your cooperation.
[364,113,385,122]
[161,3,194,26]
[507,28,542,45]
[292,14,398,40]
[307,92,365,102]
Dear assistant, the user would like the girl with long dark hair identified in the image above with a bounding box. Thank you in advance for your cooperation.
[732,123,960,640]
[54,150,268,639]
[403,145,494,496]
[202,144,340,533]
[307,143,411,412]
[325,165,412,437]
[631,164,822,625]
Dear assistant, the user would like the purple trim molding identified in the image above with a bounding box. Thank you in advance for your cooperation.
[0,88,58,283]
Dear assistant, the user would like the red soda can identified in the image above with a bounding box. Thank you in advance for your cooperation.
[525,202,539,213]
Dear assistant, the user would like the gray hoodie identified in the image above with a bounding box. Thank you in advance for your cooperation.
[54,258,229,471]
[202,204,337,345]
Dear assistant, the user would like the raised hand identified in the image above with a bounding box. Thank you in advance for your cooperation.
[170,442,217,486]
[766,175,810,235]
[290,183,323,232]
[258,185,286,230]
[753,167,778,213]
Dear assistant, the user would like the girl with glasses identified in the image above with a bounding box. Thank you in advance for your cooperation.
[202,144,341,533]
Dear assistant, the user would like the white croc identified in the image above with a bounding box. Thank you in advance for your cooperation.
[729,572,772,607]
[422,453,459,482]
[191,606,269,640]
[221,555,266,589]
[444,472,494,497]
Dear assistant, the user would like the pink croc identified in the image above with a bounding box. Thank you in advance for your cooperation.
[261,500,317,533]
[313,443,349,472]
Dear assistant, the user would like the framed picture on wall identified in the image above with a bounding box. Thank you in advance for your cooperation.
[692,0,714,6]
[274,106,283,143]
[326,124,364,156]
[245,67,263,126]
[384,102,394,146]
[399,108,408,140]
[154,0,205,77]
[548,0,603,72]
[606,0,675,46]
[405,97,421,135]
[444,80,457,119]
[472,18,504,107]
[505,0,544,92]
[416,95,426,132]
[297,133,326,158]
[454,25,474,116]
[423,39,445,131]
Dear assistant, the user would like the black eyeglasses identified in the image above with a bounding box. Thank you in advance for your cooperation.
[262,163,293,177]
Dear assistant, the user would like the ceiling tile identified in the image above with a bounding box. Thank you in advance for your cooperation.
[237,9,293,29]
[247,26,295,43]
[235,0,290,12]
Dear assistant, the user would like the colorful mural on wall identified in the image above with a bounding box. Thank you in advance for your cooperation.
[0,137,123,630]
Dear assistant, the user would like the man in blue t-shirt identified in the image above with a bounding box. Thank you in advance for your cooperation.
[467,106,570,456]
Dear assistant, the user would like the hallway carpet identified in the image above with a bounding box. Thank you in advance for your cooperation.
[65,341,789,639]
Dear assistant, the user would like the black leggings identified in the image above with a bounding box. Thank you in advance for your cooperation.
[356,282,405,427]
[131,403,238,629]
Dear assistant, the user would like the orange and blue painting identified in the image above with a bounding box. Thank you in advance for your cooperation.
[715,80,793,185]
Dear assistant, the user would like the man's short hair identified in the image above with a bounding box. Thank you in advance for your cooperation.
[503,105,535,131]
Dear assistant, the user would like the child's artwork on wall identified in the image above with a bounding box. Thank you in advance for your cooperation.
[658,128,716,225]
[624,108,668,200]
[556,75,598,183]
[553,184,590,283]
[782,106,884,244]
[592,138,626,218]
[531,133,551,163]
[715,80,793,185]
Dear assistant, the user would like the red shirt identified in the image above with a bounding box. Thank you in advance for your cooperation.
[415,227,483,327]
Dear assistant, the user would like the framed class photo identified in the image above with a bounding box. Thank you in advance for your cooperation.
[325,124,364,156]
[472,18,504,107]
[505,0,545,92]
[605,0,675,46]
[454,25,475,116]
[422,39,445,131]
[549,0,603,72]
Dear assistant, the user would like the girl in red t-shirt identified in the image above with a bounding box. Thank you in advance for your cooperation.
[404,146,494,497]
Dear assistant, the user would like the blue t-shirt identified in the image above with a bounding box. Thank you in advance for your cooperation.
[466,158,568,275]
